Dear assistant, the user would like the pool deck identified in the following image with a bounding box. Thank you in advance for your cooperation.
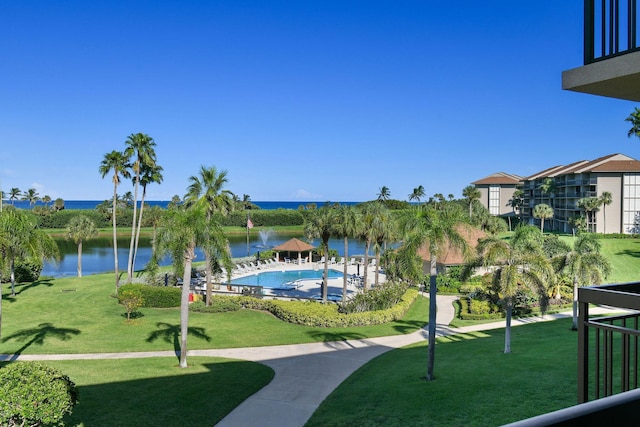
[205,259,385,301]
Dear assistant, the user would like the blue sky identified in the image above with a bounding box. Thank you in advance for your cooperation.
[0,1,637,202]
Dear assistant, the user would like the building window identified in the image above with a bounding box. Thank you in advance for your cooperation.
[489,186,500,215]
[623,174,640,233]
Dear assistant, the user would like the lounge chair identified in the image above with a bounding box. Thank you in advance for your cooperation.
[300,257,308,264]
[329,257,336,264]
[336,257,345,265]
[316,256,325,267]
[348,257,356,266]
[284,257,291,264]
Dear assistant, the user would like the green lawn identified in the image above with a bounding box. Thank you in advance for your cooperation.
[0,274,428,355]
[44,357,273,426]
[306,318,580,427]
[597,237,640,283]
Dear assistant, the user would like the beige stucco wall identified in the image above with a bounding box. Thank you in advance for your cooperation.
[594,174,623,234]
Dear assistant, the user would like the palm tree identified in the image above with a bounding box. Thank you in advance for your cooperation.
[132,163,163,271]
[507,188,524,230]
[41,195,51,207]
[144,205,165,255]
[540,178,556,205]
[377,186,391,202]
[399,204,470,380]
[21,188,40,207]
[0,209,59,297]
[552,233,611,330]
[184,165,234,306]
[370,205,395,287]
[54,198,65,211]
[599,191,613,234]
[625,107,640,140]
[359,202,387,290]
[99,150,131,291]
[153,203,232,368]
[332,205,362,302]
[305,206,335,303]
[533,203,554,233]
[8,188,20,205]
[408,185,425,203]
[66,215,98,278]
[462,185,481,219]
[124,132,157,282]
[577,197,601,233]
[468,224,552,353]
[168,195,182,210]
[568,215,588,236]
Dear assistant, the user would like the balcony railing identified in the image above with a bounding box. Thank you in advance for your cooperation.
[578,282,640,403]
[585,0,640,64]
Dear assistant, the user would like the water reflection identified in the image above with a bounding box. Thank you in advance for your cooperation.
[42,233,372,278]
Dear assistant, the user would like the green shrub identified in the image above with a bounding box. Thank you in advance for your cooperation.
[2,258,44,283]
[0,362,79,427]
[118,284,180,308]
[118,289,145,320]
[200,288,419,327]
[340,282,409,314]
[189,297,241,313]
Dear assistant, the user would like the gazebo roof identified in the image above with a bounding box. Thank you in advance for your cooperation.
[272,237,315,252]
[416,224,487,266]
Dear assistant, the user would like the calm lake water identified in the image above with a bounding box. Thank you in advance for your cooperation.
[42,232,371,278]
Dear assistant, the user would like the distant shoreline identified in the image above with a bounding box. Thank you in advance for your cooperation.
[2,200,362,210]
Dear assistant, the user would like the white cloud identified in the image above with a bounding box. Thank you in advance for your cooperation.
[290,189,322,200]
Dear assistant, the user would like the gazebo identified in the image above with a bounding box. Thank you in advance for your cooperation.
[272,238,315,264]
[416,224,487,274]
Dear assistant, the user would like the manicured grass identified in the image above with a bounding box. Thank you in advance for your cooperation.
[306,318,579,427]
[597,237,640,283]
[15,357,274,426]
[0,274,428,355]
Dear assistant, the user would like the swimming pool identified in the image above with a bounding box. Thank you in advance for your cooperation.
[229,269,343,289]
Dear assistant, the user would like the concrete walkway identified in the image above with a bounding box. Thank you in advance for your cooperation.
[0,295,608,427]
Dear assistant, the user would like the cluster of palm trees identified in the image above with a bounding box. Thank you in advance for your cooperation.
[99,133,164,289]
[3,187,60,210]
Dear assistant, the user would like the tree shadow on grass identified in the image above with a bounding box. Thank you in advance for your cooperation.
[146,322,211,360]
[306,330,366,347]
[391,319,428,335]
[617,248,640,258]
[1,323,81,361]
[11,278,55,296]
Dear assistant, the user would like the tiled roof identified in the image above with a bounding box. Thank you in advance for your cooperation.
[472,172,523,185]
[416,224,487,266]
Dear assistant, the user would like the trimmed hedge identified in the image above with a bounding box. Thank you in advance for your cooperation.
[190,288,419,327]
[118,284,181,308]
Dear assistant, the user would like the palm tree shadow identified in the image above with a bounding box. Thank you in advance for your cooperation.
[146,322,211,360]
[1,323,81,361]
[617,248,640,258]
[13,279,55,296]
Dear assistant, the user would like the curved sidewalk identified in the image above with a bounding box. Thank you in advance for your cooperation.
[0,295,594,427]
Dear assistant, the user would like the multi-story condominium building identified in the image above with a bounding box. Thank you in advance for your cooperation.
[520,153,640,234]
[471,172,523,216]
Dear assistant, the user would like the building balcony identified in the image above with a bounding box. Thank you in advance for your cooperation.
[562,0,640,101]
[506,281,640,426]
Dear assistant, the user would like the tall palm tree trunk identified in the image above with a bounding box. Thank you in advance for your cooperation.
[77,240,83,278]
[322,241,329,302]
[342,236,349,303]
[374,248,381,287]
[112,185,120,291]
[132,185,147,272]
[127,179,139,281]
[426,254,438,381]
[572,278,579,330]
[180,244,195,368]
[363,239,371,290]
[504,299,513,354]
